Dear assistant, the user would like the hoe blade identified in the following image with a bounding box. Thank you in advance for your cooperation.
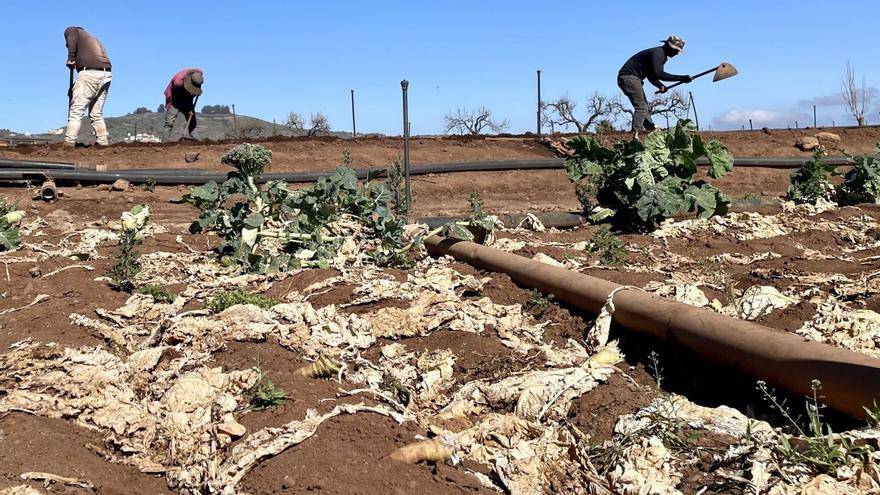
[713,62,738,82]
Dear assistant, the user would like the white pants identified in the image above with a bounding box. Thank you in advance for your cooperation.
[65,70,112,145]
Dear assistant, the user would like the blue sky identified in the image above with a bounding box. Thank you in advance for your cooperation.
[1,0,878,135]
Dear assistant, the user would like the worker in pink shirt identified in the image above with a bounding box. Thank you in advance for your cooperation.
[164,68,203,140]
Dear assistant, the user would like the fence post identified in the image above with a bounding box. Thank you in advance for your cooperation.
[400,80,411,214]
[351,89,357,137]
[536,70,542,139]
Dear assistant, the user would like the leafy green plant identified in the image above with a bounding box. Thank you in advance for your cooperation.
[589,225,627,266]
[386,155,406,215]
[837,145,880,205]
[249,370,287,410]
[177,144,410,272]
[142,178,157,192]
[440,192,498,243]
[757,379,872,473]
[108,205,150,292]
[786,148,839,203]
[0,197,25,252]
[206,289,277,313]
[139,284,175,303]
[563,120,734,227]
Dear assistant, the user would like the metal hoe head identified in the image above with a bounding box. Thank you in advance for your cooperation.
[713,62,738,82]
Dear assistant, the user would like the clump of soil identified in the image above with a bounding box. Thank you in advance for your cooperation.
[239,413,493,495]
[567,370,656,444]
[0,412,172,493]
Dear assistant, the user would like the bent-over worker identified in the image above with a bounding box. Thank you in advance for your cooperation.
[164,68,204,140]
[64,26,112,147]
[617,35,692,133]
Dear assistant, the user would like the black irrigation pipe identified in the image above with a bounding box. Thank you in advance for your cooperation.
[419,198,781,230]
[0,159,78,170]
[0,156,852,187]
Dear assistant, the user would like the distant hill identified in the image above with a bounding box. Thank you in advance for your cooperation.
[7,111,352,144]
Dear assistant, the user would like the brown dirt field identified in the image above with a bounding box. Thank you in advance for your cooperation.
[2,128,879,171]
[2,131,879,494]
[0,136,554,171]
[239,413,492,495]
[0,412,173,494]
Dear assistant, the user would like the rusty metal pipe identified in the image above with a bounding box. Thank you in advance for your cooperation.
[425,236,880,418]
[39,180,58,202]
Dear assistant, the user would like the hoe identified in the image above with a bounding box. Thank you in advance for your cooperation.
[657,62,738,93]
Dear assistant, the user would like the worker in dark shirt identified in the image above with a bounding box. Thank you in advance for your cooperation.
[617,36,692,133]
[164,68,204,140]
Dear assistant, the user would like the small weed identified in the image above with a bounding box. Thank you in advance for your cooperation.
[589,225,627,266]
[249,369,287,410]
[381,374,411,407]
[647,350,663,390]
[207,289,277,313]
[758,379,872,473]
[864,400,880,427]
[526,289,554,310]
[139,284,175,303]
[109,229,142,292]
[649,396,700,450]
[739,192,761,201]
[142,178,156,192]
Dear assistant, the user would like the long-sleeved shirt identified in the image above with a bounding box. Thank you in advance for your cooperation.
[618,47,687,88]
[164,68,203,110]
[64,27,111,70]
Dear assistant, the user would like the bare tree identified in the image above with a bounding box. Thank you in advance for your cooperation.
[444,106,509,135]
[615,89,690,128]
[542,93,622,133]
[285,112,305,133]
[841,61,872,126]
[285,112,331,135]
[308,112,331,136]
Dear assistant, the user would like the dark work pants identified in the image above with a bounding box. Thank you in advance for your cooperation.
[166,99,197,136]
[618,75,655,132]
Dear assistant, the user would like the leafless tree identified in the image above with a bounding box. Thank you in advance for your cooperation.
[285,112,305,133]
[285,111,331,135]
[841,61,872,126]
[615,89,691,128]
[308,112,331,136]
[542,93,622,133]
[444,106,509,135]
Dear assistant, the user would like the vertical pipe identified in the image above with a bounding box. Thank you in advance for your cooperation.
[813,105,817,128]
[134,122,137,143]
[401,80,411,214]
[749,119,753,131]
[351,89,357,137]
[795,121,799,129]
[232,104,238,137]
[689,91,700,131]
[536,70,542,139]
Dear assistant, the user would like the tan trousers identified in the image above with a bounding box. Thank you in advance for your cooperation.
[65,69,112,145]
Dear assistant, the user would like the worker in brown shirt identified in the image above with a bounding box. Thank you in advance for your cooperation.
[64,27,112,146]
